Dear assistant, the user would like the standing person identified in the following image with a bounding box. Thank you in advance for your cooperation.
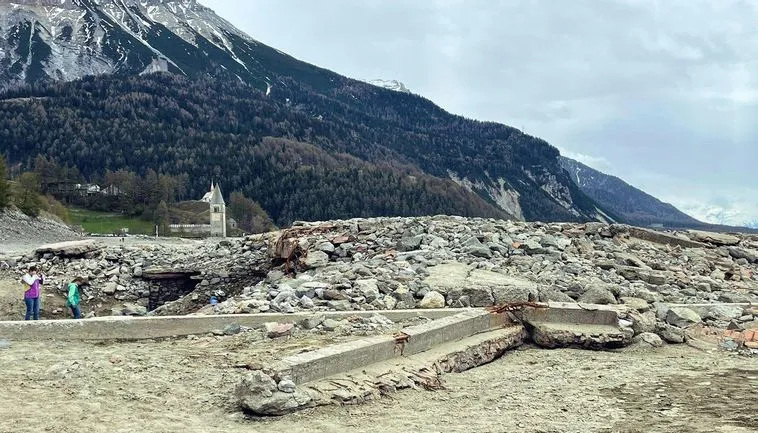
[21,266,43,320]
[66,277,83,319]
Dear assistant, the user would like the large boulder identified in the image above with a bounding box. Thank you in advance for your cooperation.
[656,323,685,344]
[418,291,445,309]
[539,234,571,251]
[236,371,312,416]
[703,305,746,321]
[634,332,664,348]
[491,284,539,304]
[628,310,657,335]
[398,235,423,252]
[422,263,471,294]
[35,240,102,258]
[303,251,330,269]
[265,322,294,338]
[665,307,701,328]
[578,286,618,305]
[102,282,118,295]
[620,297,650,312]
[297,314,325,330]
[538,287,576,303]
[112,302,148,316]
[688,230,740,246]
[463,237,492,258]
[354,279,380,303]
[446,287,494,307]
[517,239,548,255]
[424,263,536,301]
[615,253,651,269]
[728,247,758,263]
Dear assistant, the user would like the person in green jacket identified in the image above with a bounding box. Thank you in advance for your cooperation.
[66,277,83,319]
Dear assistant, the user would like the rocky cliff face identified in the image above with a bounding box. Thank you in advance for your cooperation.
[0,0,284,91]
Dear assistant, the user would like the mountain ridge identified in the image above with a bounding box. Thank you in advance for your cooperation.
[1,0,623,224]
[559,155,758,232]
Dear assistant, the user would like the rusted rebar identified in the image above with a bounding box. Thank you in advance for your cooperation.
[487,301,548,315]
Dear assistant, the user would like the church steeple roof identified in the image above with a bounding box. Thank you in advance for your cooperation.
[210,183,225,205]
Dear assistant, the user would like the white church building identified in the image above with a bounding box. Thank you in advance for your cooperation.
[169,181,227,237]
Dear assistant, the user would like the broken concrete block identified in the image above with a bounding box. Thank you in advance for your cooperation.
[265,322,293,338]
[665,307,701,328]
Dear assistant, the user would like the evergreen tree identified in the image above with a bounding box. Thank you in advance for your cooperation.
[154,200,170,235]
[228,191,275,234]
[16,172,43,217]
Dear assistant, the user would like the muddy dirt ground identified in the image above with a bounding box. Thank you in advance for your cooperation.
[0,332,755,433]
[2,240,756,433]
[0,274,77,321]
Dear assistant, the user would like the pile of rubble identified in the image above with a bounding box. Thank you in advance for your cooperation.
[0,208,81,255]
[212,217,758,347]
[1,216,756,346]
[0,237,269,316]
[208,312,403,340]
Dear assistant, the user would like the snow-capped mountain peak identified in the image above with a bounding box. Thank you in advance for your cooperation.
[367,79,411,93]
[0,0,278,91]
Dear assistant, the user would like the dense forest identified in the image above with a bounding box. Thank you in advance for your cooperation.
[0,72,605,225]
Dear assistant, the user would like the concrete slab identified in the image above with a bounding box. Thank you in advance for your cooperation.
[271,309,509,385]
[423,262,537,295]
[520,302,633,349]
[522,302,620,327]
[0,309,462,341]
[273,335,398,385]
[35,240,103,257]
[665,303,752,318]
[401,308,510,356]
[530,322,633,349]
[625,226,708,249]
[237,325,527,415]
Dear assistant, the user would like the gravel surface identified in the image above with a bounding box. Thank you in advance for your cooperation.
[0,209,81,256]
[0,337,754,433]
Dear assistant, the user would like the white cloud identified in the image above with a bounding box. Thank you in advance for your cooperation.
[656,184,758,228]
[678,202,758,228]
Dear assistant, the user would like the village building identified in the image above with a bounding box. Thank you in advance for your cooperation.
[168,181,227,238]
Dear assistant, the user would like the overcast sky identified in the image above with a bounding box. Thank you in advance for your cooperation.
[201,0,758,227]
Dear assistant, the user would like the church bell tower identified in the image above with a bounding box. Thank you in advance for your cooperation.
[209,183,226,237]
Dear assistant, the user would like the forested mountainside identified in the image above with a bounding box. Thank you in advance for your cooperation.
[0,74,515,224]
[0,0,615,224]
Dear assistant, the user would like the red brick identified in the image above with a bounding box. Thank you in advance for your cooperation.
[745,330,756,342]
